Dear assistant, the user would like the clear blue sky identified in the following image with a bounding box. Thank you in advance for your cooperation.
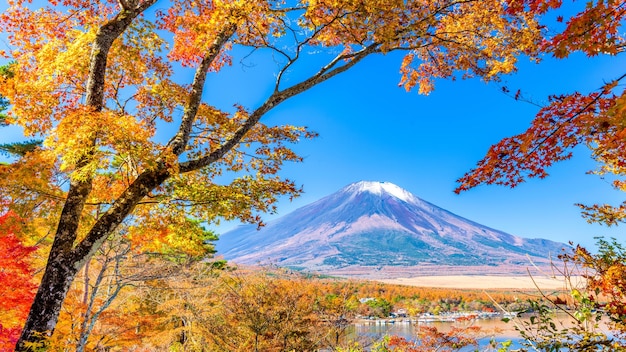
[0,2,623,250]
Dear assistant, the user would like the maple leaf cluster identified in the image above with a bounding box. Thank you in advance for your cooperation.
[0,212,37,351]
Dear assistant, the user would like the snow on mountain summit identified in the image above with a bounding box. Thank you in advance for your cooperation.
[347,181,416,203]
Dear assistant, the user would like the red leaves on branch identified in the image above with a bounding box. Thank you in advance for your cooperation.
[504,0,562,16]
[456,90,614,192]
[546,0,626,58]
[385,325,481,351]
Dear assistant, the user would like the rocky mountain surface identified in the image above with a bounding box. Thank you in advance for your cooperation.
[216,181,567,278]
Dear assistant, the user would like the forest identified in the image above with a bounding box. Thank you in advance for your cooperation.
[0,214,536,351]
[1,0,625,350]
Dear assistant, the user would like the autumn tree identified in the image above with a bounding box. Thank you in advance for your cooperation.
[131,259,231,351]
[378,325,482,352]
[0,0,549,349]
[314,284,360,349]
[455,0,626,349]
[214,271,324,351]
[46,231,196,352]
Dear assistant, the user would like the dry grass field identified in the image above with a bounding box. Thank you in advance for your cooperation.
[379,275,584,290]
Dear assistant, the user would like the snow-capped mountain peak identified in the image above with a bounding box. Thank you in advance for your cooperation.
[347,181,416,203]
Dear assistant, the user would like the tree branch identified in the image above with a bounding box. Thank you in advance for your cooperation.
[71,167,170,264]
[51,1,158,254]
[167,24,237,156]
[178,43,379,174]
[274,10,356,92]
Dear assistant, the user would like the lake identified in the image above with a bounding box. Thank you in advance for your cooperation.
[350,317,523,350]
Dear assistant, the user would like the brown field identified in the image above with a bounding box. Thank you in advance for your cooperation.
[319,264,558,280]
[378,275,584,290]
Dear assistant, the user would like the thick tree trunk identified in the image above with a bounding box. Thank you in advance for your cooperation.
[16,174,94,350]
[15,168,169,351]
[15,254,80,350]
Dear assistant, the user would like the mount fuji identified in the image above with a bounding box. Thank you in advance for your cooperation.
[216,181,567,278]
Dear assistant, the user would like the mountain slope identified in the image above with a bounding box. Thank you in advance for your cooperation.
[216,181,566,276]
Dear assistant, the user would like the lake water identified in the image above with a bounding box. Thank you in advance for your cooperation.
[351,318,523,350]
[348,312,619,351]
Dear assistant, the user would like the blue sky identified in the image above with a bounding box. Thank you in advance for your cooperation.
[1,2,623,250]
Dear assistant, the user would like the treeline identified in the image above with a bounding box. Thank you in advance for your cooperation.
[5,208,626,351]
[0,208,531,351]
[38,251,530,351]
[5,205,625,351]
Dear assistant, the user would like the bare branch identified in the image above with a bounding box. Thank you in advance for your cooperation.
[275,10,357,92]
[178,43,379,174]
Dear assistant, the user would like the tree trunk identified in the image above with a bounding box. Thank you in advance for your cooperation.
[16,253,80,350]
[16,168,170,351]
